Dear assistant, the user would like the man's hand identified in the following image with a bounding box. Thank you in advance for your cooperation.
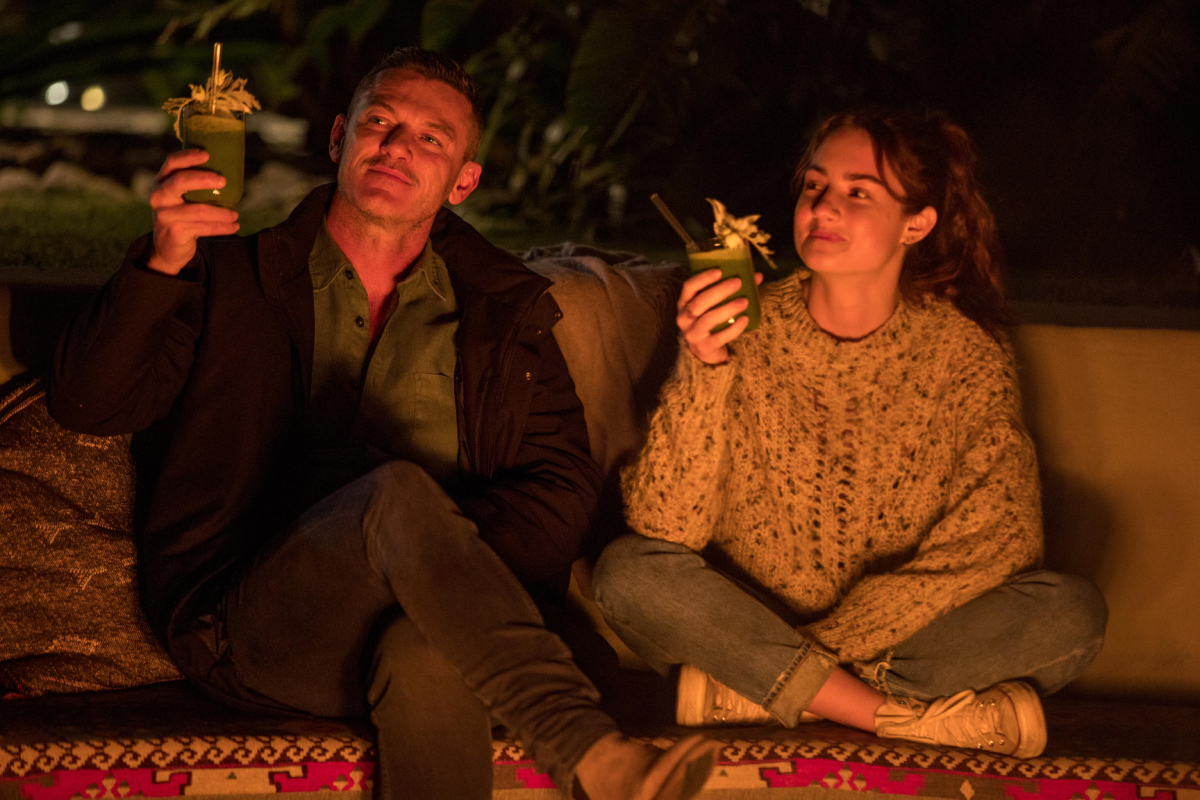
[146,150,240,275]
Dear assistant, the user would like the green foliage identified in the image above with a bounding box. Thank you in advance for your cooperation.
[0,1,293,110]
[421,0,538,61]
[564,2,705,140]
[0,0,404,107]
[4,0,1194,297]
[0,2,176,98]
[420,0,482,53]
[429,0,833,242]
[301,0,394,77]
[0,191,151,276]
[184,0,274,42]
[564,7,641,135]
[0,0,829,241]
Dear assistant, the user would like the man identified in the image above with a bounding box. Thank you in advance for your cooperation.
[49,48,715,800]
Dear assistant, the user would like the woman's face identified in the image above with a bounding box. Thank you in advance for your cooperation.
[793,127,930,285]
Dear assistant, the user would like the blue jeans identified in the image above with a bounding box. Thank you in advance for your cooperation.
[222,461,618,799]
[593,534,1107,726]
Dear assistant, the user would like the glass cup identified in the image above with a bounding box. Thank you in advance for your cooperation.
[180,106,245,207]
[685,236,760,333]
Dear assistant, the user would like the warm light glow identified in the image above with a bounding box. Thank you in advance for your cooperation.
[45,81,69,105]
[47,21,84,45]
[80,85,106,112]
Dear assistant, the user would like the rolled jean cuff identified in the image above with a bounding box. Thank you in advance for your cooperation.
[762,640,838,726]
[852,650,895,694]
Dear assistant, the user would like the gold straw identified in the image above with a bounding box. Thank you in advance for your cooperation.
[209,42,221,114]
[650,193,694,247]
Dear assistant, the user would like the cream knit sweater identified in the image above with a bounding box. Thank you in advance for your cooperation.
[621,273,1042,662]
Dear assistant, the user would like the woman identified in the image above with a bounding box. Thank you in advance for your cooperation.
[593,108,1107,757]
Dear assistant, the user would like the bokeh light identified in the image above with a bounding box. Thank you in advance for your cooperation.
[44,81,69,105]
[80,85,106,111]
[47,21,84,45]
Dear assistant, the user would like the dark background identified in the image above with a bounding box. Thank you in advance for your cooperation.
[1,0,1198,306]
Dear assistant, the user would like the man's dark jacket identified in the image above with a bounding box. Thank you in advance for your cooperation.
[48,184,601,696]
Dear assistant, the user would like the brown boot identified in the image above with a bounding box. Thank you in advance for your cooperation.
[574,732,719,800]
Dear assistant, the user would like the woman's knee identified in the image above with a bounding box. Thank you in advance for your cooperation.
[1005,571,1108,693]
[1058,574,1108,661]
[1019,571,1108,648]
[592,534,690,616]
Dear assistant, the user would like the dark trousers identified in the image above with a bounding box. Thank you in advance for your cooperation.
[222,461,619,799]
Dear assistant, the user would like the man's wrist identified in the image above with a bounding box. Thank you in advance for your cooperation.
[145,251,188,276]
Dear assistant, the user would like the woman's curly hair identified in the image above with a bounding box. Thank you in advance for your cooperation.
[792,108,1012,337]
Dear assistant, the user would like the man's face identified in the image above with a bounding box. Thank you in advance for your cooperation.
[328,68,481,227]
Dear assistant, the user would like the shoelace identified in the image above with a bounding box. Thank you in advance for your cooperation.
[708,677,769,723]
[913,691,1010,750]
[962,693,1008,749]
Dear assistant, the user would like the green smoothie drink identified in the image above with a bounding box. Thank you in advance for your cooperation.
[181,109,244,207]
[162,44,260,210]
[686,236,760,333]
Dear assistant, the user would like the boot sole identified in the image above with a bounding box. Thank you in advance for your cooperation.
[652,737,720,800]
[996,681,1047,758]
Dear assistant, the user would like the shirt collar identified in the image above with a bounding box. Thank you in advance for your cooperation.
[308,219,351,291]
[411,238,450,303]
[309,218,447,301]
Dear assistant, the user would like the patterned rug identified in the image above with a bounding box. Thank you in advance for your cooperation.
[2,682,1198,799]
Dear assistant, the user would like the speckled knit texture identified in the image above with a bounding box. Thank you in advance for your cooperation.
[621,273,1043,663]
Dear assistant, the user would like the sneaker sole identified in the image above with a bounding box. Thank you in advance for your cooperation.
[996,681,1047,758]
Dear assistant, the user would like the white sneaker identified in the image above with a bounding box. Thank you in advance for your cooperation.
[676,664,774,726]
[875,681,1047,758]
[675,665,826,727]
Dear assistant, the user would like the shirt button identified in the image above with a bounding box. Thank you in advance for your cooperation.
[355,316,365,327]
[525,372,532,380]
[345,269,354,280]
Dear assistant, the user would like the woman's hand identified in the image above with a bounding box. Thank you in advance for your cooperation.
[676,269,764,364]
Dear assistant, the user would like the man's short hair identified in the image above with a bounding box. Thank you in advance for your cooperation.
[348,47,484,161]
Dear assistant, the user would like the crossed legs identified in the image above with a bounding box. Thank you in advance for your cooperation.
[222,461,620,797]
[368,615,494,799]
[594,534,1108,731]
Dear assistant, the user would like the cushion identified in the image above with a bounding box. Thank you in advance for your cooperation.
[520,244,683,668]
[0,375,180,696]
[521,243,683,476]
[1013,324,1200,698]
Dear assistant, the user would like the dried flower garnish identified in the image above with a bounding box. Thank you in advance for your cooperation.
[706,198,778,269]
[162,69,261,141]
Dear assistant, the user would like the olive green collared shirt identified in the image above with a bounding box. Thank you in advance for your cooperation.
[306,221,459,488]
